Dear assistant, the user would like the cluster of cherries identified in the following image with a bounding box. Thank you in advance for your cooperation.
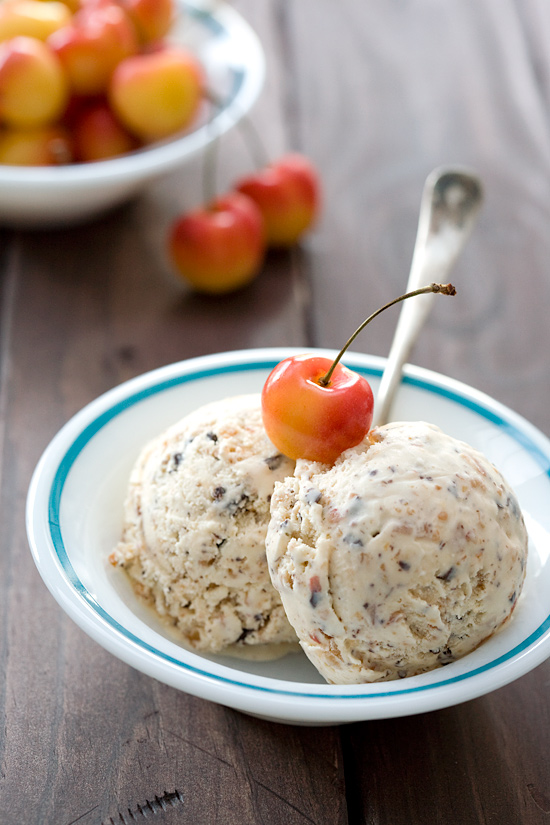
[168,152,321,294]
[0,0,321,294]
[0,0,203,164]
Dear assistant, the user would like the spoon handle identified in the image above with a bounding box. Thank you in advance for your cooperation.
[372,168,483,427]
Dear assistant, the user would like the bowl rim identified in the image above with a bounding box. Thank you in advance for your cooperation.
[0,0,265,187]
[26,348,550,723]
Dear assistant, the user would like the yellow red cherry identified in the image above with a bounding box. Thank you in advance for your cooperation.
[120,0,174,45]
[235,153,321,247]
[108,45,204,142]
[72,100,138,161]
[262,354,374,463]
[48,2,139,96]
[0,0,72,42]
[168,191,265,295]
[0,123,72,164]
[261,284,457,463]
[0,35,68,128]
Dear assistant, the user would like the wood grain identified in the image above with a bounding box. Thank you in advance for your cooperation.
[1,1,550,823]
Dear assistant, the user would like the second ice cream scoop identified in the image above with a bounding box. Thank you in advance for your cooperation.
[266,421,528,684]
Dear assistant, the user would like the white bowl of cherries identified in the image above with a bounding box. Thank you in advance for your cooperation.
[0,0,264,227]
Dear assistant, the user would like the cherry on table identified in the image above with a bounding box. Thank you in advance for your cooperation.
[235,153,321,247]
[168,191,265,294]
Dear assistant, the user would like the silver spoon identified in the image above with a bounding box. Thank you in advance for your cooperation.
[372,167,483,427]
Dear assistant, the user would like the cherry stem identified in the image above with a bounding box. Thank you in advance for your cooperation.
[205,87,271,170]
[235,111,271,168]
[203,134,219,205]
[201,88,271,205]
[202,91,224,204]
[318,283,457,387]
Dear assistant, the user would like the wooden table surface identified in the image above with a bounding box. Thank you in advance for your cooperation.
[2,1,550,823]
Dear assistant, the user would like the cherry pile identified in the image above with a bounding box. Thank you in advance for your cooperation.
[0,0,204,164]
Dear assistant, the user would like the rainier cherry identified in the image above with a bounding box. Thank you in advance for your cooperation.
[0,35,68,128]
[0,0,72,42]
[120,0,175,44]
[262,283,456,464]
[235,153,320,247]
[72,101,138,161]
[108,45,204,141]
[168,191,265,295]
[48,3,139,96]
[0,124,72,165]
[262,354,374,464]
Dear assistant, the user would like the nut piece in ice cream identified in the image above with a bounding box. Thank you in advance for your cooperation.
[266,421,528,684]
[110,394,298,654]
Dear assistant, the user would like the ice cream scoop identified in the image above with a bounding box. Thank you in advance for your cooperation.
[110,394,298,654]
[266,421,528,683]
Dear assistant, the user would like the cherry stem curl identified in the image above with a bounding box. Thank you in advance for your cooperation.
[318,282,457,387]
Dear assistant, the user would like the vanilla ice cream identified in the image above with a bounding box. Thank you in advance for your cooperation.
[266,421,528,683]
[110,395,298,654]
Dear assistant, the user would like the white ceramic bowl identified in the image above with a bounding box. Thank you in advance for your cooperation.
[26,348,550,725]
[0,0,264,228]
